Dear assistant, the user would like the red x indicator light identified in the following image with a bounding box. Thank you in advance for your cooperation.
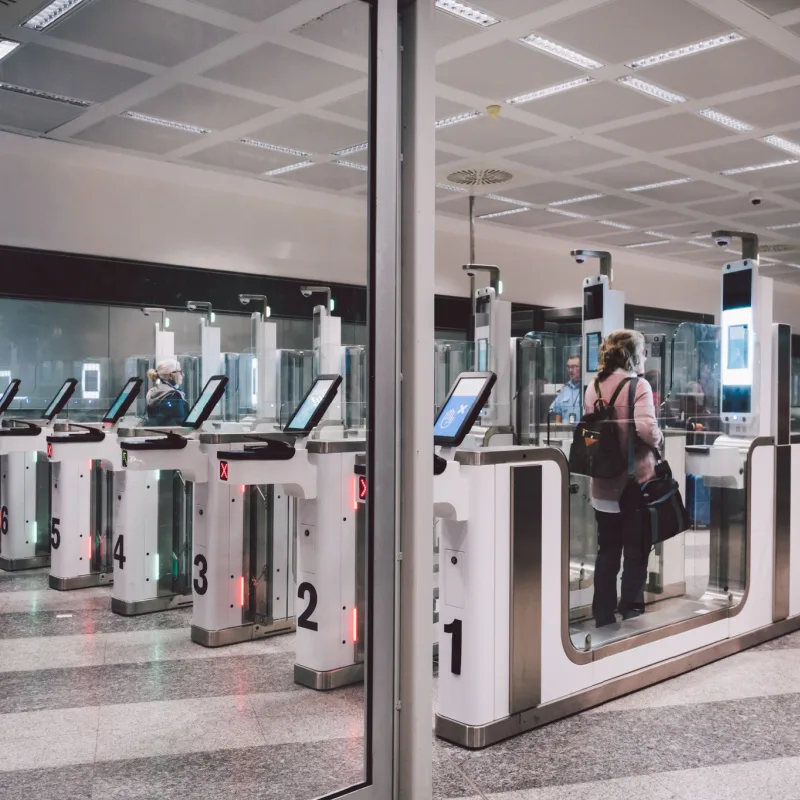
[219,461,229,481]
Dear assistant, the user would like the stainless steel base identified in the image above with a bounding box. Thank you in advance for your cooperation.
[112,594,193,616]
[435,614,800,749]
[49,572,112,591]
[191,618,295,648]
[294,662,365,691]
[0,555,50,571]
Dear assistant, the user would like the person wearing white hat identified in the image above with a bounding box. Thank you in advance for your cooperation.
[145,359,189,426]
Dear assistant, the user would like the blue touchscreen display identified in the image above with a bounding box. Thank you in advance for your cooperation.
[434,377,488,440]
[286,378,336,432]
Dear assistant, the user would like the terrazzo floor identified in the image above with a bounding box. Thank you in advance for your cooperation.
[3,568,800,799]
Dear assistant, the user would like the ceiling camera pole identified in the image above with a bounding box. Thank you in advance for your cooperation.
[571,250,613,286]
[238,293,269,321]
[468,196,477,340]
[300,285,333,315]
[712,230,760,262]
[186,300,213,324]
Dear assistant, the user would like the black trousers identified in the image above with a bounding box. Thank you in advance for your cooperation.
[592,509,648,621]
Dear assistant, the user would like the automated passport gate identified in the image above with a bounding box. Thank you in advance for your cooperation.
[214,375,366,690]
[0,379,77,571]
[115,376,231,615]
[47,379,143,590]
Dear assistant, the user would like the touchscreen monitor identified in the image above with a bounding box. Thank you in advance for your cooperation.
[434,372,497,447]
[0,379,20,414]
[586,332,601,373]
[43,379,78,421]
[183,375,229,429]
[102,378,143,424]
[727,324,749,370]
[284,375,342,434]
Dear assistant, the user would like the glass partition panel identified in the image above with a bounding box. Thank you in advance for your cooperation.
[434,340,473,415]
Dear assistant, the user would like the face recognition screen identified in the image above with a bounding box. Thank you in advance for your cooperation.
[723,268,752,311]
[285,378,337,432]
[586,332,601,373]
[477,339,488,372]
[475,294,491,329]
[184,377,224,427]
[44,381,75,420]
[434,376,490,443]
[583,284,604,322]
[727,324,749,370]
[103,380,140,424]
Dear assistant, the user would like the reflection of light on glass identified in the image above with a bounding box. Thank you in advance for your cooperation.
[0,370,10,391]
[81,362,101,400]
[251,358,258,407]
[86,535,92,560]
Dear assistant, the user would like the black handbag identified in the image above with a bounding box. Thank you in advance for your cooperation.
[618,378,689,548]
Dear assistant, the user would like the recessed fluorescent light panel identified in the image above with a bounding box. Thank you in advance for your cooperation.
[436,183,467,193]
[506,76,594,106]
[332,141,368,156]
[436,110,482,129]
[23,0,89,30]
[263,161,314,177]
[644,230,677,239]
[697,108,754,132]
[0,82,91,107]
[767,222,800,230]
[626,32,744,70]
[478,207,530,220]
[597,220,635,230]
[720,159,798,175]
[334,159,368,171]
[0,39,19,62]
[762,135,800,158]
[626,240,670,248]
[519,34,603,69]
[547,208,589,219]
[484,193,529,206]
[435,0,498,27]
[617,76,686,104]
[688,240,713,248]
[626,178,693,192]
[121,111,210,135]
[549,193,603,206]
[239,138,309,157]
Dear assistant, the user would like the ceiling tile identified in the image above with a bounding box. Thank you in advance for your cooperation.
[506,140,620,172]
[192,0,297,22]
[744,0,800,15]
[292,2,369,58]
[437,41,581,100]
[500,180,597,205]
[0,90,84,134]
[540,220,630,238]
[478,0,563,18]
[521,81,662,128]
[729,208,800,227]
[184,141,298,174]
[204,42,363,101]
[685,194,776,218]
[437,149,462,165]
[642,241,701,255]
[444,196,531,216]
[47,0,234,67]
[790,21,800,35]
[579,162,689,190]
[131,85,273,130]
[594,232,665,247]
[436,115,551,151]
[643,39,800,100]
[614,208,697,227]
[715,85,800,129]
[538,0,729,64]
[652,221,718,238]
[250,114,364,154]
[435,9,485,46]
[642,180,731,203]
[777,186,800,203]
[74,115,201,154]
[268,162,366,191]
[323,90,367,122]
[480,207,558,227]
[0,45,148,103]
[436,186,466,201]
[601,113,732,152]
[670,139,783,172]
[573,195,646,215]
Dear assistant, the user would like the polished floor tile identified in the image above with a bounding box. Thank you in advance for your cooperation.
[513,774,679,799]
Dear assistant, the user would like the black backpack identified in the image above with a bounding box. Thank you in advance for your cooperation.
[568,376,632,479]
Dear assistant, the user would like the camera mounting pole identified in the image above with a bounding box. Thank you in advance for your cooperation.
[712,230,759,262]
[571,250,613,285]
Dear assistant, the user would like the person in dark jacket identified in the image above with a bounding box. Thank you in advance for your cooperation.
[145,359,189,426]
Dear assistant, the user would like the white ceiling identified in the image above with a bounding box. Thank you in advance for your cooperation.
[2,0,800,283]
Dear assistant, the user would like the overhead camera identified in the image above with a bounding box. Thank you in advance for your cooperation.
[300,288,313,298]
[749,191,763,207]
[714,234,732,248]
[573,255,586,265]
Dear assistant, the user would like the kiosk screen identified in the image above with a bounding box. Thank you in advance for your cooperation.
[103,378,143,424]
[434,372,497,447]
[0,379,20,414]
[284,375,342,433]
[727,324,749,370]
[43,379,78,421]
[723,268,752,311]
[583,284,604,321]
[183,375,228,428]
[586,332,601,373]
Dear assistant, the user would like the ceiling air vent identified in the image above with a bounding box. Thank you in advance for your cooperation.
[446,168,512,188]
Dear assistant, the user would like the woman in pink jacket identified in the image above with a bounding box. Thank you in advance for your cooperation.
[584,330,664,627]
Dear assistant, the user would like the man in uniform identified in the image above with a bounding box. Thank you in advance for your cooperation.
[550,355,582,424]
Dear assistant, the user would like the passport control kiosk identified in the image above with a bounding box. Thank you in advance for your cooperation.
[0,379,77,571]
[46,379,143,590]
[212,375,366,690]
[114,376,229,615]
[581,273,625,392]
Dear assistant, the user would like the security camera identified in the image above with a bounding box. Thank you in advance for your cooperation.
[749,191,763,206]
[714,234,732,248]
[301,289,312,298]
[574,255,586,265]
